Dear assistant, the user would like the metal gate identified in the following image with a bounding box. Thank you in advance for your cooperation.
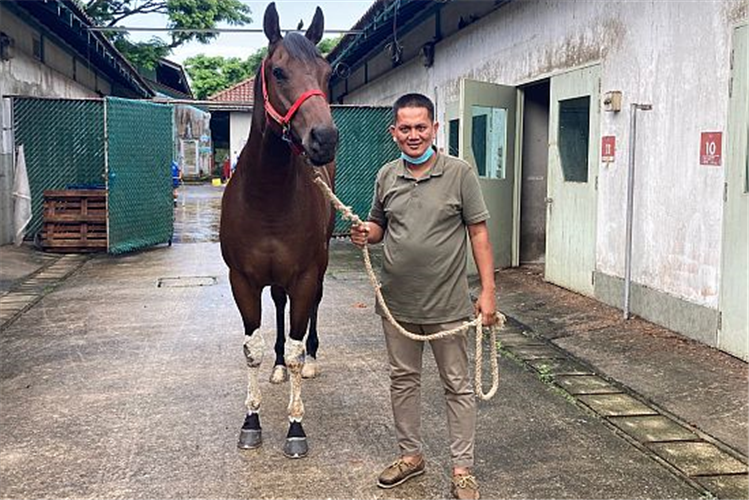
[12,96,174,254]
[331,106,399,235]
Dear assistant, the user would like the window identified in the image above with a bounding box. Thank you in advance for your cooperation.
[448,119,460,157]
[471,105,507,179]
[32,34,43,62]
[558,96,590,183]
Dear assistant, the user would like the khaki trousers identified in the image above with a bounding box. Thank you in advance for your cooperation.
[381,317,476,468]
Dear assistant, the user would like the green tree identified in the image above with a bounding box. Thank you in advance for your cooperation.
[83,0,252,68]
[185,37,342,100]
[184,48,266,100]
[318,36,342,57]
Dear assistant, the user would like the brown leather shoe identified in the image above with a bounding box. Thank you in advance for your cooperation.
[376,456,426,489]
[451,473,480,500]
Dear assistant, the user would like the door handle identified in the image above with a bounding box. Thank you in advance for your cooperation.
[544,197,553,204]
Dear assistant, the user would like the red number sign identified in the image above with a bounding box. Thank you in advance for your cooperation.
[700,132,722,166]
[602,136,615,162]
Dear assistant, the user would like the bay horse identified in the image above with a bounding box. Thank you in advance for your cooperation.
[219,2,337,458]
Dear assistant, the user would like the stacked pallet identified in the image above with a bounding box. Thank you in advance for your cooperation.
[41,190,107,253]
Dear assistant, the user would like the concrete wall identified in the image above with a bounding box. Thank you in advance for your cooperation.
[334,0,748,348]
[0,5,114,246]
[230,112,252,164]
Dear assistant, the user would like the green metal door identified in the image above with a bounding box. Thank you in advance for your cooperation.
[106,97,174,254]
[331,106,399,235]
[546,65,600,296]
[719,24,748,360]
[459,79,517,269]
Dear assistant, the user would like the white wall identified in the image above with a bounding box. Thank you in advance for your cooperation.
[230,112,252,164]
[339,0,748,310]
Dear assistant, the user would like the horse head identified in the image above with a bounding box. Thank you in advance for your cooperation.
[261,2,338,167]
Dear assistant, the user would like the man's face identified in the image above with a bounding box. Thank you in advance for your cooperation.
[390,106,439,158]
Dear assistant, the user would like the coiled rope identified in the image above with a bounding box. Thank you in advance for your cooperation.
[312,171,503,400]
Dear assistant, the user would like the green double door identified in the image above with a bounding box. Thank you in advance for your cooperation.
[457,66,599,297]
[719,24,748,360]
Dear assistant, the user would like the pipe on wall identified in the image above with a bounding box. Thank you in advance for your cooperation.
[624,102,652,320]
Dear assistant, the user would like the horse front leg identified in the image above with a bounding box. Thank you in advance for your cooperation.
[229,270,264,450]
[269,285,289,384]
[283,278,319,459]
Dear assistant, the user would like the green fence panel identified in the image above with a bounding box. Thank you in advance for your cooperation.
[106,97,173,254]
[331,106,398,235]
[13,98,105,238]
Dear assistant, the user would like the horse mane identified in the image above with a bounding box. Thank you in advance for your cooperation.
[283,32,323,61]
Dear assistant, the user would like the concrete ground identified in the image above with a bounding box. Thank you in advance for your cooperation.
[0,183,746,499]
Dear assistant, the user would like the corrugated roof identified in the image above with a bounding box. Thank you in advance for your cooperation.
[208,78,255,103]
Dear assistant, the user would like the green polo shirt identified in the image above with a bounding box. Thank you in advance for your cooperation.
[368,152,490,324]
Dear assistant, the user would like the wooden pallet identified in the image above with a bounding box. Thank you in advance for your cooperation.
[41,190,107,253]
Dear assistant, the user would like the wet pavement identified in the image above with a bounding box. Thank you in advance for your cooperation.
[0,183,746,499]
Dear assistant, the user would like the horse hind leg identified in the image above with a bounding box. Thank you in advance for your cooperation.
[269,285,289,384]
[301,284,323,379]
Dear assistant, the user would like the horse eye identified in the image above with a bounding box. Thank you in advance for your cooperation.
[272,67,287,81]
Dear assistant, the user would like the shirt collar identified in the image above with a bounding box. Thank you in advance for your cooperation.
[397,147,444,180]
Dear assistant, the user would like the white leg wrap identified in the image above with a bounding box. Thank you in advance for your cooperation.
[285,339,305,421]
[243,334,265,412]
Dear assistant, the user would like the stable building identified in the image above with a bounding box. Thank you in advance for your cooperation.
[328,0,748,360]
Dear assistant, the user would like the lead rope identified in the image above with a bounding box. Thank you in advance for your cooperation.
[311,171,503,400]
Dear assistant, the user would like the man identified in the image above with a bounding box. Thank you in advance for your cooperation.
[350,93,498,500]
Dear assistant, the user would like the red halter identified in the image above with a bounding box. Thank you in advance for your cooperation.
[261,58,326,155]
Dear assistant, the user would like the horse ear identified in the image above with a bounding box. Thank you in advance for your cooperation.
[305,7,324,45]
[264,2,282,45]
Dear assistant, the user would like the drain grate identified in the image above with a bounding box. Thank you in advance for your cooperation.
[157,276,218,288]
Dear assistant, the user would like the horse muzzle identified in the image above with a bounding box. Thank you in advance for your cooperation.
[305,125,339,166]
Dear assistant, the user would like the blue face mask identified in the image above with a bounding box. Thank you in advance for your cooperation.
[400,146,435,165]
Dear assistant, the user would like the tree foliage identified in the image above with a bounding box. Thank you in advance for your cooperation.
[84,0,252,68]
[184,50,265,100]
[185,37,341,100]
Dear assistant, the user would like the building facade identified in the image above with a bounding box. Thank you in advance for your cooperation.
[328,0,748,359]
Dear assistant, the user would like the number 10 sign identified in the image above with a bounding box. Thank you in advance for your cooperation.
[700,132,722,166]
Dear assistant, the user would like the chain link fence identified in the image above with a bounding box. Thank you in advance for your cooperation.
[13,98,105,238]
[106,97,173,254]
[12,97,173,253]
[331,106,398,235]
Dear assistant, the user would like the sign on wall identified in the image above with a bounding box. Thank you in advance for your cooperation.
[602,136,616,163]
[700,132,722,166]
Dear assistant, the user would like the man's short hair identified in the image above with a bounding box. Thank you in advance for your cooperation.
[392,93,434,123]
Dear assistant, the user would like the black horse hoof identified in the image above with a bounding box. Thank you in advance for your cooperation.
[238,428,262,449]
[238,413,262,449]
[283,437,308,459]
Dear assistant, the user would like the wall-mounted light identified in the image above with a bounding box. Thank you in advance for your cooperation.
[420,41,435,67]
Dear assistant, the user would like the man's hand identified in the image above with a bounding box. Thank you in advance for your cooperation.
[350,222,370,248]
[475,289,499,326]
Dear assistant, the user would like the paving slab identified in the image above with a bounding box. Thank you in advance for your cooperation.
[527,358,594,376]
[495,332,545,347]
[505,345,566,360]
[695,475,749,500]
[648,442,748,476]
[609,415,700,443]
[554,375,621,395]
[577,393,659,417]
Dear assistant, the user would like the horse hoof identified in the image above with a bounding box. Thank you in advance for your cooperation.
[301,358,318,379]
[283,437,308,459]
[269,365,288,384]
[237,428,262,449]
